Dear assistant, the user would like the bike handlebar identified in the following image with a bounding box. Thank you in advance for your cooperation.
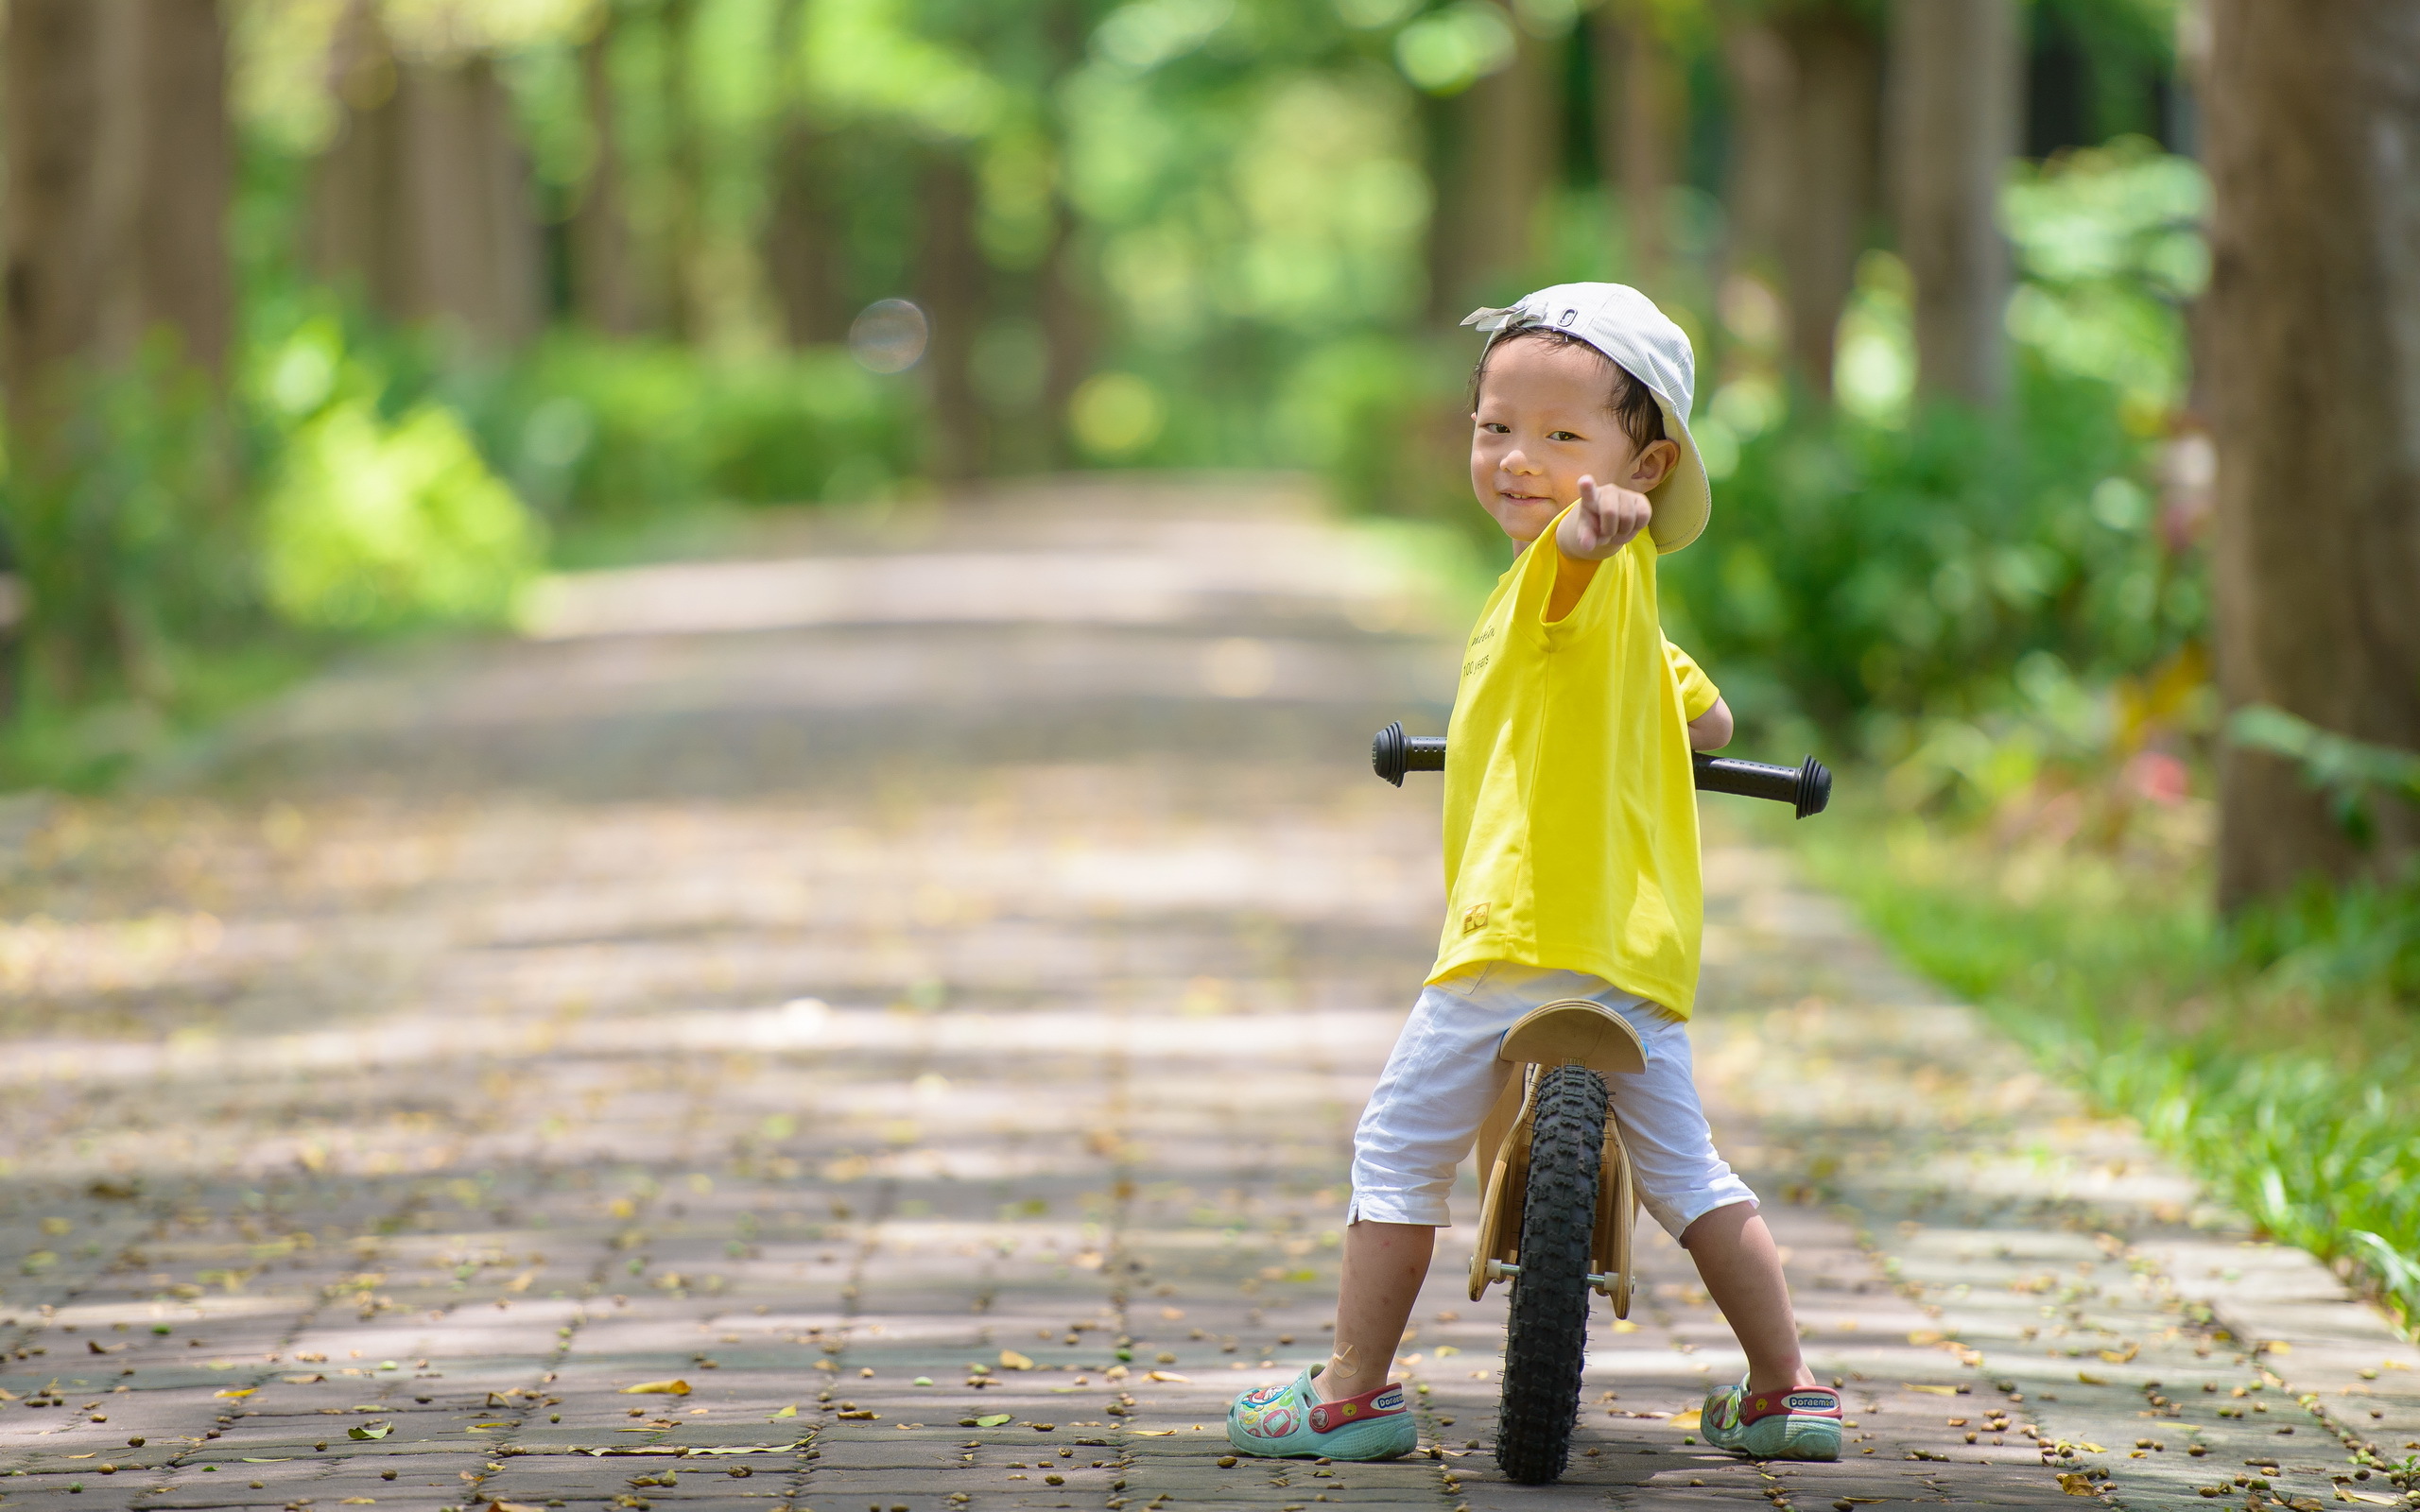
[1369,721,1832,819]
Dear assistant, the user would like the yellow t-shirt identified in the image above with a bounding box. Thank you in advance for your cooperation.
[1428,521,1719,1018]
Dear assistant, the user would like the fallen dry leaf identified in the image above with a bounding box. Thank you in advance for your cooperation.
[283,1374,325,1384]
[620,1380,691,1396]
[485,1502,547,1512]
[2056,1472,2097,1496]
[213,1388,255,1400]
[769,1404,797,1419]
[1147,1370,1190,1383]
[998,1350,1035,1370]
[974,1414,1012,1427]
[1668,1409,1702,1431]
[2076,1372,2107,1385]
[347,1422,390,1440]
[1904,1384,1958,1396]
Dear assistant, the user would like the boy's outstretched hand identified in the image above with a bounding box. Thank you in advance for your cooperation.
[1555,475,1654,561]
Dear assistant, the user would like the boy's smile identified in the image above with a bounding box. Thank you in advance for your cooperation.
[1470,337,1671,545]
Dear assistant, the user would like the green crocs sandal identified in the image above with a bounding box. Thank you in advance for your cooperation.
[1701,1379,1842,1461]
[1225,1366,1417,1461]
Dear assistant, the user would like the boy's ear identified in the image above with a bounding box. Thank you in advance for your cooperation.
[1629,438,1681,491]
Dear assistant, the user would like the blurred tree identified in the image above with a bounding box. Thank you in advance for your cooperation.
[765,0,851,348]
[571,1,646,336]
[1426,4,1552,319]
[131,0,236,379]
[1888,0,2016,407]
[2205,0,2420,906]
[1593,0,1681,288]
[657,0,707,341]
[310,2,543,350]
[1719,0,1881,399]
[1719,5,1793,290]
[4,0,235,701]
[916,146,986,480]
[1772,0,1878,400]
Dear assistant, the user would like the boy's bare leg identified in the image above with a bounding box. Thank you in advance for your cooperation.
[1317,1220,1435,1401]
[1681,1201,1818,1394]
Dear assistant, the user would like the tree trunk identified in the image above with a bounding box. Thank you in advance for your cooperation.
[571,8,644,336]
[1771,2,1880,400]
[311,14,542,353]
[915,148,986,482]
[132,0,233,377]
[764,0,848,349]
[1720,14,1794,284]
[1593,1,1677,287]
[2206,0,2420,907]
[5,0,112,439]
[659,0,705,342]
[3,0,116,698]
[1038,198,1092,470]
[1889,0,2017,408]
[1427,8,1553,319]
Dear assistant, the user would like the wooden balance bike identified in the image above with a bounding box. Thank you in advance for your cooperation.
[1370,722,1831,1485]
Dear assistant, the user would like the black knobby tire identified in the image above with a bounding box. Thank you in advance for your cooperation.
[1494,1063,1606,1486]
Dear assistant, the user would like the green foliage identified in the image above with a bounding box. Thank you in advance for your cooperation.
[2230,704,2420,850]
[1802,812,2420,1332]
[458,335,921,523]
[0,347,247,705]
[260,400,544,632]
[1661,364,2190,737]
[2003,137,2207,419]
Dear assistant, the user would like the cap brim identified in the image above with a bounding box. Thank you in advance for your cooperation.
[1646,396,1710,554]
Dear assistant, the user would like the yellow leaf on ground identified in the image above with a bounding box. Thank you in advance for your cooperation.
[1130,1430,1176,1436]
[340,1501,377,1505]
[999,1350,1035,1370]
[214,1388,255,1399]
[1904,1384,1958,1396]
[2076,1372,2107,1385]
[2056,1472,2097,1496]
[1908,1331,1945,1346]
[2339,1488,2398,1504]
[486,1503,547,1512]
[621,1381,691,1396]
[284,1374,325,1384]
[1147,1371,1190,1383]
[769,1405,797,1419]
[1609,1320,1640,1333]
[2099,1343,2139,1364]
[1668,1410,1702,1430]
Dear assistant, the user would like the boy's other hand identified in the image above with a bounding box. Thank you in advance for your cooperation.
[1556,475,1653,561]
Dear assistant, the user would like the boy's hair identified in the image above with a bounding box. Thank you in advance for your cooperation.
[1469,327,1668,455]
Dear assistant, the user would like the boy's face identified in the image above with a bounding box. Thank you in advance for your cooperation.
[1469,337,1672,545]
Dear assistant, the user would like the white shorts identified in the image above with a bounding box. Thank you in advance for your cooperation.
[1347,961,1757,1239]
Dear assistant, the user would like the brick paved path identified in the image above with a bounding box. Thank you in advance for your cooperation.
[2,481,2413,1512]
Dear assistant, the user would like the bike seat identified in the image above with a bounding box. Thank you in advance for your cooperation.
[1496,998,1647,1076]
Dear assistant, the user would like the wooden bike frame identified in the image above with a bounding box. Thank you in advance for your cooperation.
[1465,998,1646,1316]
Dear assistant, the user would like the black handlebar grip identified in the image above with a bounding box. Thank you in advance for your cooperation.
[1691,753,1832,817]
[1373,724,1831,817]
[1372,722,1446,786]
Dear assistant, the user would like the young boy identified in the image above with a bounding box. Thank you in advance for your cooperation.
[1226,284,1841,1464]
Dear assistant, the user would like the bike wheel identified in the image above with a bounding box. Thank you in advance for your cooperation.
[1494,1063,1605,1486]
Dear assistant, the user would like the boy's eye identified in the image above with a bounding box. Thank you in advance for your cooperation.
[1547,430,1582,441]
[1479,421,1511,434]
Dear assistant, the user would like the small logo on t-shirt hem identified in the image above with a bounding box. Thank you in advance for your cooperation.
[1461,902,1491,933]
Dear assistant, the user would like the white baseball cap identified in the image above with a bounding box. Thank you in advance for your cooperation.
[1462,282,1711,554]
